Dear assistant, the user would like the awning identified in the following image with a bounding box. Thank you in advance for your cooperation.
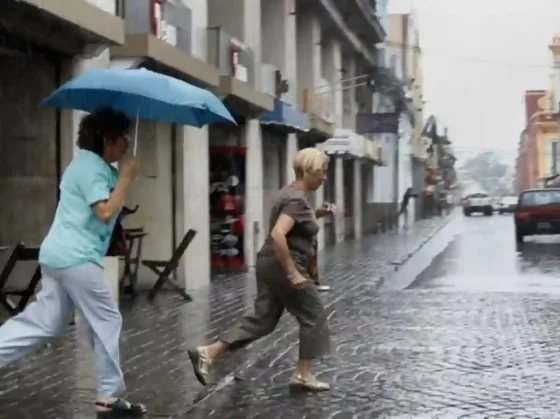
[111,34,221,88]
[217,76,274,116]
[0,0,125,55]
[317,129,383,162]
[260,99,311,132]
[363,138,382,164]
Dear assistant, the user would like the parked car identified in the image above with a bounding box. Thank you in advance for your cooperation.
[514,188,560,243]
[498,196,518,214]
[462,192,493,216]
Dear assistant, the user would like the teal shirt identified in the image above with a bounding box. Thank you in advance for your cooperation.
[39,150,120,269]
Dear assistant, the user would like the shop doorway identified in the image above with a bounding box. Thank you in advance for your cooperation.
[208,124,247,273]
[0,39,61,247]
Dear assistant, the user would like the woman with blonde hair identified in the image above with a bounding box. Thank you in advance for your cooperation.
[189,147,334,391]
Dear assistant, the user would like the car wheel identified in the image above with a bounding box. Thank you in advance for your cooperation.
[484,208,493,216]
[463,210,471,216]
[515,228,524,244]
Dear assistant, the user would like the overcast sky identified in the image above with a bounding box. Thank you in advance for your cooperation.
[388,0,560,165]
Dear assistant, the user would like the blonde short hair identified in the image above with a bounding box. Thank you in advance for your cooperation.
[293,147,330,178]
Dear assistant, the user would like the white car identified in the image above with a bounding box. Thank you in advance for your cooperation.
[498,196,518,214]
[462,193,493,216]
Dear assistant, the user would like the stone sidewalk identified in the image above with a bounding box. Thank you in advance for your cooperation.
[0,215,452,418]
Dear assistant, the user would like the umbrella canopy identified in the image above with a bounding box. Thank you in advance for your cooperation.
[42,68,235,127]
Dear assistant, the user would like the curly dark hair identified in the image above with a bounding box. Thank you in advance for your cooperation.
[77,107,131,156]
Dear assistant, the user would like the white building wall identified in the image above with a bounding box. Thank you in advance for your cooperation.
[177,126,210,289]
[125,123,174,289]
[296,11,322,108]
[183,0,209,61]
[207,0,244,41]
[261,0,297,104]
[286,134,298,182]
[374,134,397,203]
[296,11,325,249]
[244,120,264,268]
[86,0,116,14]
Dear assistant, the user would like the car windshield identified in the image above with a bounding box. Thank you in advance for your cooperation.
[467,193,488,199]
[520,190,560,206]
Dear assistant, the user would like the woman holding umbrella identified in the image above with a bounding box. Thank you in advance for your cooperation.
[0,108,146,417]
[189,148,334,391]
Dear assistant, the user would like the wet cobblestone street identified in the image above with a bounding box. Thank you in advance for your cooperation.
[8,213,560,418]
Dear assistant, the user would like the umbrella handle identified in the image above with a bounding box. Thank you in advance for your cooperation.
[133,110,139,157]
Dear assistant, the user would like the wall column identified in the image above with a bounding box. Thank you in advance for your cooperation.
[334,156,345,243]
[244,119,264,268]
[178,126,210,289]
[285,133,298,183]
[353,159,362,239]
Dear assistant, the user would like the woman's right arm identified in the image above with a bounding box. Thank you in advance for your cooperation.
[80,159,137,223]
[92,174,133,222]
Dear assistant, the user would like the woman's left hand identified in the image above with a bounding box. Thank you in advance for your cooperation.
[315,202,336,218]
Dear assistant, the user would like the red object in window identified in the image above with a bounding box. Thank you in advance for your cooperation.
[150,0,162,37]
[217,194,242,213]
[234,214,245,234]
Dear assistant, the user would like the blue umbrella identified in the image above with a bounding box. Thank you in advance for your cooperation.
[42,68,235,127]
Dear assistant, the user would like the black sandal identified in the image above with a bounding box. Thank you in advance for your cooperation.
[96,398,147,418]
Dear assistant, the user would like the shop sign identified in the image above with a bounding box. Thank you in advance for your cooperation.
[356,112,400,134]
[362,138,378,161]
[317,130,363,157]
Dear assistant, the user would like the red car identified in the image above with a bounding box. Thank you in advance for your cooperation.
[514,188,560,243]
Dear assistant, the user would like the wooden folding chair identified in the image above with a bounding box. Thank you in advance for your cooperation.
[119,227,148,298]
[0,243,41,316]
[143,229,197,302]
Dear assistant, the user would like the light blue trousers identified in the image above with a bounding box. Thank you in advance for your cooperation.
[0,262,125,399]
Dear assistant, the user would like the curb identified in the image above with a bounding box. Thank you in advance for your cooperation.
[394,213,456,269]
[375,213,456,289]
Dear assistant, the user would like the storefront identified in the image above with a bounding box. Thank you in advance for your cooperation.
[110,0,223,288]
[207,27,274,273]
[0,1,125,291]
[316,129,367,242]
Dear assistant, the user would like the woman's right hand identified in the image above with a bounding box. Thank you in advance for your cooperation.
[288,271,312,289]
[121,158,139,180]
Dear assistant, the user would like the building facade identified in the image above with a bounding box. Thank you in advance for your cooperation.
[517,36,560,191]
[0,0,391,292]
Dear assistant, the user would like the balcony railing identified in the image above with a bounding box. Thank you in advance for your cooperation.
[122,0,192,53]
[207,27,256,87]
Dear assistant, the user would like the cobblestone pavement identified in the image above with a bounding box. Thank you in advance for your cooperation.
[185,215,560,419]
[0,215,453,418]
